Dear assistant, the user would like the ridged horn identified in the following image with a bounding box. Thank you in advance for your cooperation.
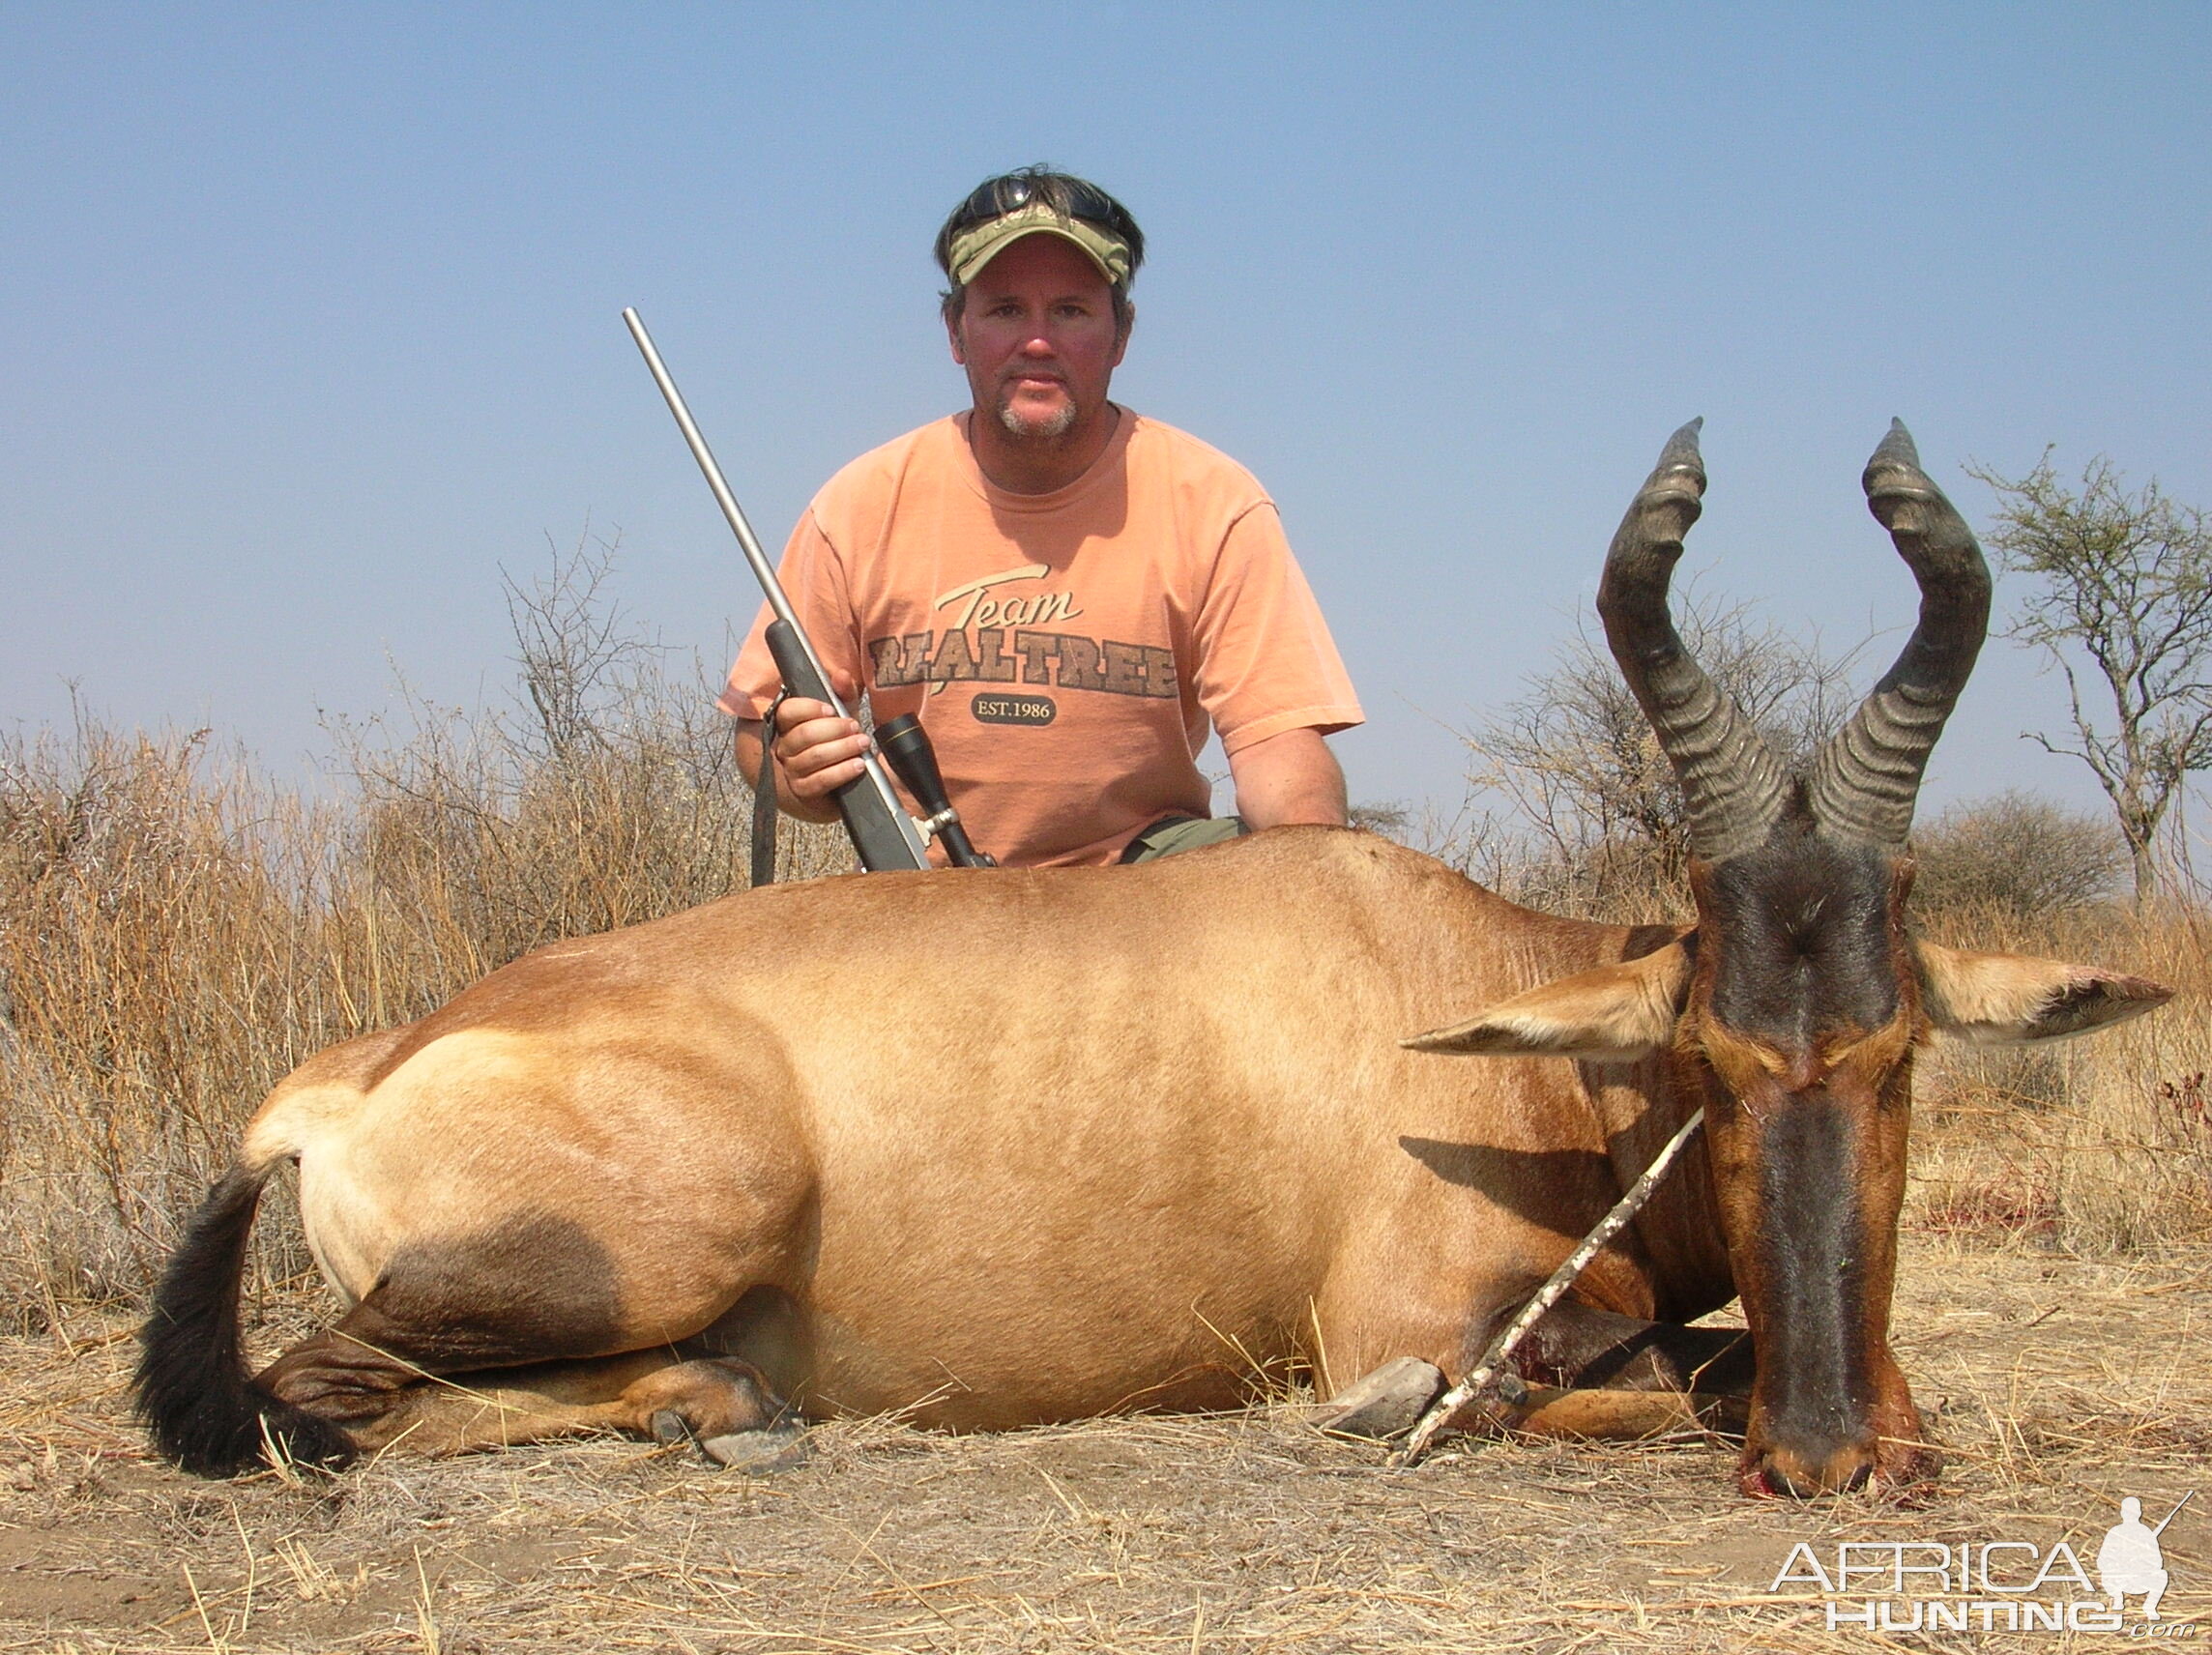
[1597,420,1792,863]
[1804,421,1992,847]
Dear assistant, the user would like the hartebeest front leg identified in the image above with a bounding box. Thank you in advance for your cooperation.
[1313,1299,1757,1443]
[1513,1299,1754,1395]
[1470,1299,1754,1440]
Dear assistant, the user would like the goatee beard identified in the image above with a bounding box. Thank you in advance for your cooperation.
[999,397,1079,442]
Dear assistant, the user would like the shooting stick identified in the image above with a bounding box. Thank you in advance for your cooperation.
[1396,1106,1709,1467]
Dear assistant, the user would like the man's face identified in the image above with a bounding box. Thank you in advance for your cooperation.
[947,234,1129,444]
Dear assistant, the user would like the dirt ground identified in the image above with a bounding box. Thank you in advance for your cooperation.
[2,1236,2206,1654]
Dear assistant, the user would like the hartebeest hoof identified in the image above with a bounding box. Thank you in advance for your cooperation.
[621,1358,783,1442]
[701,1425,810,1473]
[1310,1357,1447,1440]
[650,1409,698,1448]
[641,1360,806,1471]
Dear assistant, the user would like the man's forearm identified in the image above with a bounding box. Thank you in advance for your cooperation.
[1228,726,1349,829]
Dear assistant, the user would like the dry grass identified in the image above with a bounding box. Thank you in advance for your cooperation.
[1908,899,2212,1255]
[0,556,849,1325]
[1,1237,2205,1651]
[5,699,2207,1321]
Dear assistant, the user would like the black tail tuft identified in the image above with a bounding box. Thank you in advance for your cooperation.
[134,1167,357,1477]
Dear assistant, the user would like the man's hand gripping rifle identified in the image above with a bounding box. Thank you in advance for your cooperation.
[623,309,991,881]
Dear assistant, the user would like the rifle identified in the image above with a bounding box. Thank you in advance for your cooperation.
[622,308,990,878]
[2151,1491,2195,1538]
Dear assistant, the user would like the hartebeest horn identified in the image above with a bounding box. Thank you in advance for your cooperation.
[1803,421,1992,847]
[1597,420,1792,863]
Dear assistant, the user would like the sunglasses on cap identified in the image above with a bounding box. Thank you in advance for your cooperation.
[949,175,1136,242]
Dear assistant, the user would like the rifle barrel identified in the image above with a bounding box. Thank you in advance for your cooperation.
[622,308,804,644]
[2151,1490,2194,1537]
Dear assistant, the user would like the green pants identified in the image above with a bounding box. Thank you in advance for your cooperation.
[1120,815,1248,863]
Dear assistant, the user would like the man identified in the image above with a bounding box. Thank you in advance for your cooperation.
[723,166,1361,867]
[2097,1497,2171,1620]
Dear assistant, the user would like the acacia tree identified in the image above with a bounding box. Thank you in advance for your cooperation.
[1968,453,2212,905]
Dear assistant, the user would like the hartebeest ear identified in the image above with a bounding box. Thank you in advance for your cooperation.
[1915,940,2173,1045]
[1403,943,1691,1060]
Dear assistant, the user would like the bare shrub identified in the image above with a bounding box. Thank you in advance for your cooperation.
[1459,592,1859,919]
[1909,789,2126,918]
[1346,800,1412,842]
[505,526,655,765]
[1969,450,2212,905]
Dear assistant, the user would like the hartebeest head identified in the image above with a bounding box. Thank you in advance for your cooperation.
[1411,421,2170,1496]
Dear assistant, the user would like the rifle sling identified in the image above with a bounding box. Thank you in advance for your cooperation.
[750,688,791,888]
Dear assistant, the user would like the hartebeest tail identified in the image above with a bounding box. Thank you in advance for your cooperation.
[135,1165,357,1477]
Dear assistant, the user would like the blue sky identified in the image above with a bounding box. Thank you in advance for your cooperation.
[3,4,2206,829]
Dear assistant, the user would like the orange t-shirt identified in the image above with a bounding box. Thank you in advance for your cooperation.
[720,410,1362,867]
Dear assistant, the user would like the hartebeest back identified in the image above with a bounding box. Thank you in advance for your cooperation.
[137,422,2169,1496]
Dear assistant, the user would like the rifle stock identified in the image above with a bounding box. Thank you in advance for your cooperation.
[763,621,938,871]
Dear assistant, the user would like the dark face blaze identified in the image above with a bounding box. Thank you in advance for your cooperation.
[1681,819,1938,1495]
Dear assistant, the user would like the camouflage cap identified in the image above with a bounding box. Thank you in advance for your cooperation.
[946,201,1133,288]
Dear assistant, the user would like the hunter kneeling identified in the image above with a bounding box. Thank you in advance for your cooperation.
[726,165,1362,869]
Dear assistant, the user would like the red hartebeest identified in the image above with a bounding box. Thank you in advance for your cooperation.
[138,421,2168,1496]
